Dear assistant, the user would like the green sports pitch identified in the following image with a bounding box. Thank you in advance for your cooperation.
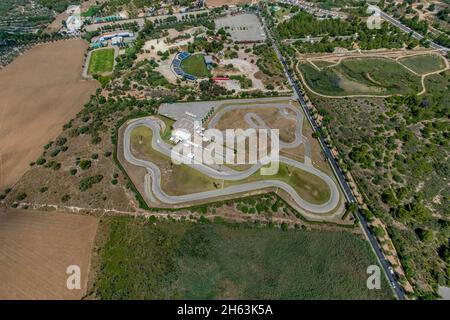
[180,53,209,78]
[88,48,115,75]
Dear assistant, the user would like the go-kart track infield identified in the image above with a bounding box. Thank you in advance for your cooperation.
[122,103,341,215]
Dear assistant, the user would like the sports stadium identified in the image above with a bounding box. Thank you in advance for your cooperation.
[171,51,198,81]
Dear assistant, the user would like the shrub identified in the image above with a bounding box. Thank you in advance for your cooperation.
[39,187,48,193]
[50,149,60,157]
[79,160,92,170]
[36,158,46,165]
[70,168,77,175]
[56,137,67,146]
[79,175,103,191]
[16,193,27,201]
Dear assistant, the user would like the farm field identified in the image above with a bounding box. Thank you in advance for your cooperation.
[0,208,98,299]
[180,53,209,78]
[298,58,422,96]
[398,54,446,75]
[0,39,99,190]
[88,48,115,75]
[94,217,393,299]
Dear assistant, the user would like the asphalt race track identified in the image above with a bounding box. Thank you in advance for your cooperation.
[122,103,341,216]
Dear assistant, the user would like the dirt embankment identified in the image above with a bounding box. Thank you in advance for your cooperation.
[0,39,99,190]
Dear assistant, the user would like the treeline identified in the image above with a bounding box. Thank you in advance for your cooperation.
[399,16,429,34]
[38,0,79,13]
[276,11,356,38]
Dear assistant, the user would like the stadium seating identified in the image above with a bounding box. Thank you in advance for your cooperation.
[171,51,197,81]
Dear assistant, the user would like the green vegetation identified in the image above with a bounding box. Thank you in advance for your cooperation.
[299,58,421,96]
[180,53,209,78]
[39,0,77,13]
[79,160,92,170]
[310,70,450,296]
[276,11,355,39]
[88,48,115,75]
[398,54,446,75]
[253,44,287,87]
[229,75,253,89]
[81,5,100,17]
[226,163,331,206]
[95,217,393,299]
[79,175,103,191]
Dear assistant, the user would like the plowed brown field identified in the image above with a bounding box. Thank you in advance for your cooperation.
[0,209,98,299]
[0,39,99,190]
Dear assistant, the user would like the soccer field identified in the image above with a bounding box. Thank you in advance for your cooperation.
[88,48,115,75]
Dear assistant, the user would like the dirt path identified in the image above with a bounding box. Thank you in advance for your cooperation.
[0,39,99,190]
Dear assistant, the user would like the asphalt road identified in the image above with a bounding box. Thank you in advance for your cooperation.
[123,116,341,215]
[369,5,449,53]
[258,6,406,299]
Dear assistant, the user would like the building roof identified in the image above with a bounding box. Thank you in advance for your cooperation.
[204,55,214,64]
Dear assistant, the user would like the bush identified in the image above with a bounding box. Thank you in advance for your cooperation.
[36,158,46,165]
[70,168,77,175]
[16,193,27,201]
[56,137,67,146]
[39,187,48,193]
[111,179,118,185]
[50,149,60,157]
[61,194,70,203]
[79,160,92,170]
[79,175,103,191]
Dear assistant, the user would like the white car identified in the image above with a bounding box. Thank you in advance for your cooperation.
[388,266,395,275]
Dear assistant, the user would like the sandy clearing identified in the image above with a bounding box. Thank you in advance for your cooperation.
[0,208,98,299]
[0,39,99,190]
[221,58,265,90]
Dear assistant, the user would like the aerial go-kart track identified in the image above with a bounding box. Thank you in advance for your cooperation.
[118,97,346,222]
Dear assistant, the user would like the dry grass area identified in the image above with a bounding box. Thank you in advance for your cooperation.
[214,107,297,143]
[5,128,135,212]
[0,208,98,299]
[0,39,99,190]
